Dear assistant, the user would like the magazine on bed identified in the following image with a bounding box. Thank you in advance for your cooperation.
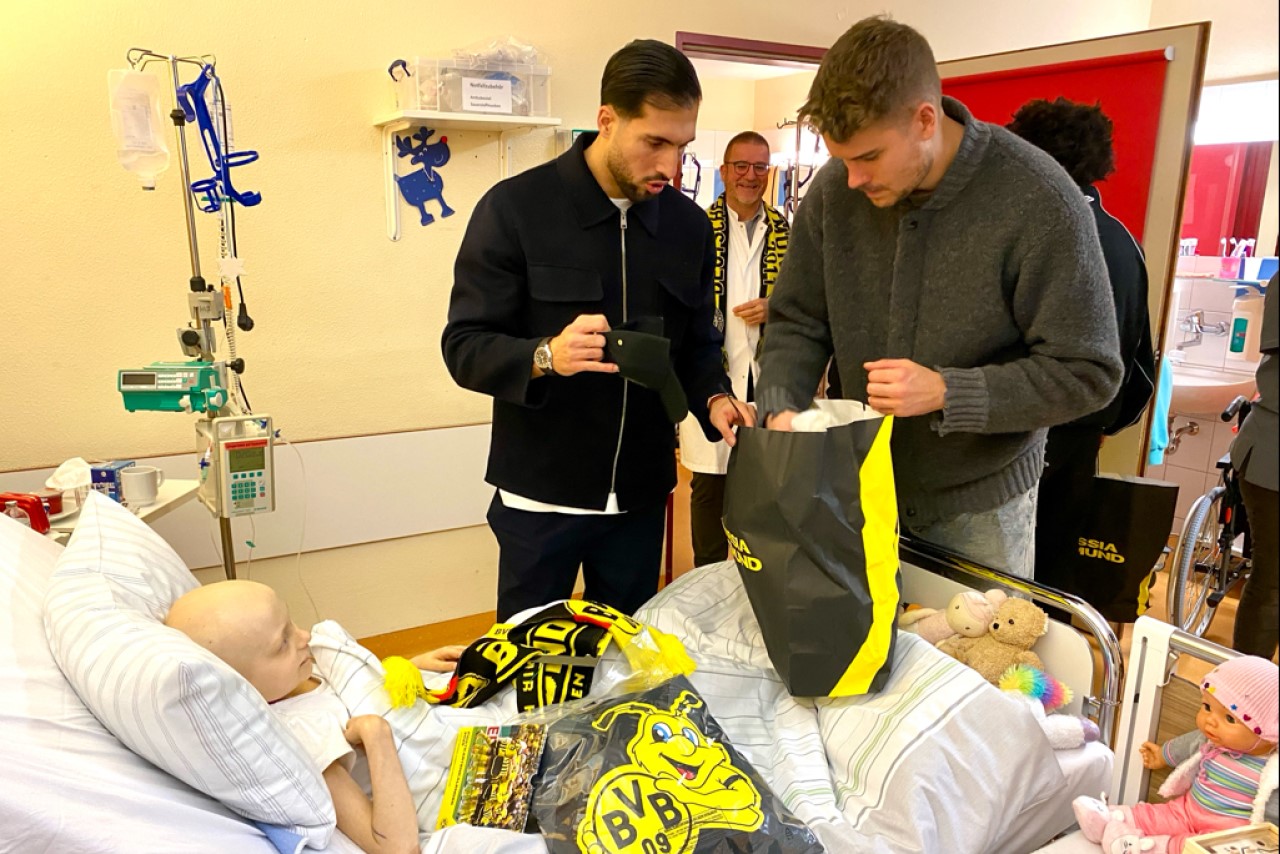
[436,723,548,832]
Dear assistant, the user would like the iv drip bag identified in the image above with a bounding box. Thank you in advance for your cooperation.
[108,69,171,189]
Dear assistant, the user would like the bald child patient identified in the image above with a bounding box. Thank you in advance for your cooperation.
[165,581,462,854]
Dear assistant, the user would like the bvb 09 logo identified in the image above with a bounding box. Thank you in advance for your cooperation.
[576,691,764,853]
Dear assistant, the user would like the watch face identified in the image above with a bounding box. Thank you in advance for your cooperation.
[536,344,553,371]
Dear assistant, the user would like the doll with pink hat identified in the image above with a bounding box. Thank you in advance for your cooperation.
[1073,655,1279,853]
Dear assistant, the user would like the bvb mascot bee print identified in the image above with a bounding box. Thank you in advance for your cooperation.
[576,690,764,853]
[533,676,824,854]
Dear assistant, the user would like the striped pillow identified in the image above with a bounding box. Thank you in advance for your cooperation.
[42,493,335,847]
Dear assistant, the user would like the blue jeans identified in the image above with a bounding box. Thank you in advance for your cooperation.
[904,487,1037,580]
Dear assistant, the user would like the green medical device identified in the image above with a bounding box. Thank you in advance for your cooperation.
[118,361,228,413]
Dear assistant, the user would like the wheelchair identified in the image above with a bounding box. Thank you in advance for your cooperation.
[1166,395,1254,636]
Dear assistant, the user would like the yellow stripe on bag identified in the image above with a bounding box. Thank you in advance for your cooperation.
[1136,569,1155,615]
[831,415,900,697]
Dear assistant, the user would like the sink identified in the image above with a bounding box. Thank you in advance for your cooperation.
[1168,363,1256,416]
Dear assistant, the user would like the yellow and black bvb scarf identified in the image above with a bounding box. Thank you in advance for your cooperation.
[424,601,654,712]
[706,194,789,340]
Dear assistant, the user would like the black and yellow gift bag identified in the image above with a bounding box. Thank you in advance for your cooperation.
[723,400,900,697]
[1036,473,1178,622]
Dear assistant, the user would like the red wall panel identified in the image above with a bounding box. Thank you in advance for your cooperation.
[943,51,1170,243]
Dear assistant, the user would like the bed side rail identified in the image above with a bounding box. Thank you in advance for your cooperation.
[901,536,1123,746]
[1110,615,1236,805]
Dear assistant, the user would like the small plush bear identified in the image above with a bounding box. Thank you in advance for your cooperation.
[899,589,1008,646]
[941,597,1048,685]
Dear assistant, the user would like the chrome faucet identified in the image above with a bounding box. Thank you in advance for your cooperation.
[1176,309,1229,350]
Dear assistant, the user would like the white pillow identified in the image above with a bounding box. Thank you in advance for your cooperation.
[42,493,335,847]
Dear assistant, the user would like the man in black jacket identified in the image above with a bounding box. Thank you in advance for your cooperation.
[442,40,750,620]
[1008,98,1157,588]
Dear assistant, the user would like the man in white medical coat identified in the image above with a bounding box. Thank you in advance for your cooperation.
[680,132,790,567]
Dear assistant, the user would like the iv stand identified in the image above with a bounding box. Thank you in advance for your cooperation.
[127,48,238,581]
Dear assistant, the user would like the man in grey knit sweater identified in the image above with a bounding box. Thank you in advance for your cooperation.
[755,17,1122,578]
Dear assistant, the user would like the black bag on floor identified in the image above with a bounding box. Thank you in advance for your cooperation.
[722,401,901,698]
[1037,473,1177,622]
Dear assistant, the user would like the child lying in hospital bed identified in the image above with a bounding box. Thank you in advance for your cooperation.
[165,580,462,854]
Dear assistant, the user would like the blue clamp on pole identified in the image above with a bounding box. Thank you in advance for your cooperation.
[177,64,261,212]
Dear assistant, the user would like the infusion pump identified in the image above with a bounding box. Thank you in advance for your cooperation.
[196,414,275,518]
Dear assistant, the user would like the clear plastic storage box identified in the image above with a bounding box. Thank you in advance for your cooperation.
[393,57,551,117]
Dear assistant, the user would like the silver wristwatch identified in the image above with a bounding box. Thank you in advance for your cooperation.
[534,338,556,374]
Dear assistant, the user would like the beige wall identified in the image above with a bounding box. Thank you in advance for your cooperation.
[3,0,1170,635]
[191,527,499,640]
[754,71,816,149]
[697,77,758,133]
[1,0,1155,472]
[1149,0,1279,81]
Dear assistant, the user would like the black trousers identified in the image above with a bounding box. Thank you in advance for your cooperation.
[1035,424,1104,617]
[487,492,666,622]
[1234,478,1279,658]
[689,471,729,567]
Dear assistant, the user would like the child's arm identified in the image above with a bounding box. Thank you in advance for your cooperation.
[322,715,418,854]
[410,645,466,672]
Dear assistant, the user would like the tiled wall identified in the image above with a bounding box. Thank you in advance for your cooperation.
[1146,412,1238,534]
[1167,277,1253,371]
[1150,277,1260,533]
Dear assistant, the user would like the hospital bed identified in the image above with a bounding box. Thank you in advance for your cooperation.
[0,513,1119,853]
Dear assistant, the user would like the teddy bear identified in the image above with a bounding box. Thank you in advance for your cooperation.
[940,597,1048,685]
[898,589,1008,646]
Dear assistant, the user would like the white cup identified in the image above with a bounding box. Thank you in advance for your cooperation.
[121,466,165,507]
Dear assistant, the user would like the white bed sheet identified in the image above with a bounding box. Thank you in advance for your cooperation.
[1034,829,1101,853]
[1005,741,1114,854]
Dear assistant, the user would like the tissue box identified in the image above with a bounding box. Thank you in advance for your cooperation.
[91,461,136,502]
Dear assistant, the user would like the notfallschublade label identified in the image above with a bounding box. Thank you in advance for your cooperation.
[462,78,513,113]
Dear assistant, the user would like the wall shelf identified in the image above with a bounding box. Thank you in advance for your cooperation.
[376,110,562,241]
[375,110,561,132]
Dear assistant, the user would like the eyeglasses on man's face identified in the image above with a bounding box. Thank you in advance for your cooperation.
[727,161,769,176]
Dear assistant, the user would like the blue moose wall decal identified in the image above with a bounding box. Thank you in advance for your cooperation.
[394,127,455,226]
